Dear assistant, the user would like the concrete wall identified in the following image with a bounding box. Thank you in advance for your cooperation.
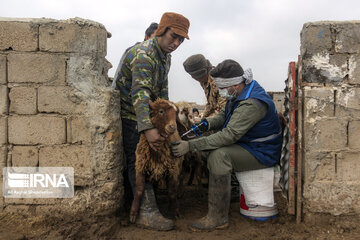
[268,91,285,113]
[300,21,360,217]
[0,17,123,218]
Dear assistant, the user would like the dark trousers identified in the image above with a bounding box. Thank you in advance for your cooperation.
[122,118,140,201]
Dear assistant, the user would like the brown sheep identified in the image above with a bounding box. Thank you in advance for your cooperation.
[130,98,187,223]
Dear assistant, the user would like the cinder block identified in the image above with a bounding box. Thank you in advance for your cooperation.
[39,22,107,54]
[9,87,37,115]
[349,54,360,84]
[304,118,347,151]
[303,87,335,119]
[336,88,360,117]
[38,86,81,114]
[0,117,7,145]
[304,151,335,183]
[8,53,66,85]
[0,21,38,51]
[0,85,8,116]
[67,117,91,144]
[39,145,91,186]
[333,22,360,54]
[11,146,38,167]
[338,152,360,181]
[300,22,332,56]
[301,53,348,85]
[8,116,66,145]
[0,55,6,84]
[349,120,360,150]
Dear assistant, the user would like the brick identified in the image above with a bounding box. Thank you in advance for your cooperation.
[0,117,7,145]
[338,152,360,181]
[300,22,332,56]
[11,146,38,167]
[38,86,81,114]
[333,22,360,54]
[0,21,38,51]
[304,118,347,151]
[9,87,37,114]
[8,53,66,84]
[8,116,66,145]
[39,145,91,186]
[39,22,107,54]
[303,87,335,119]
[349,120,360,150]
[348,54,360,84]
[335,88,360,118]
[0,85,8,115]
[0,55,6,84]
[67,117,91,144]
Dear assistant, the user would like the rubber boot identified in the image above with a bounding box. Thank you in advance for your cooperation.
[190,172,231,231]
[136,183,175,231]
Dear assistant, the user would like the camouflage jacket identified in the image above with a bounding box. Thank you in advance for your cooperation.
[116,38,171,132]
[200,75,226,118]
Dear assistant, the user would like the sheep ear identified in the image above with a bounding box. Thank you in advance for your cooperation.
[149,100,155,110]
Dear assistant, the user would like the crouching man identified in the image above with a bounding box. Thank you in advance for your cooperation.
[171,59,282,231]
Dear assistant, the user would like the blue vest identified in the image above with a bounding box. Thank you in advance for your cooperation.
[222,80,282,167]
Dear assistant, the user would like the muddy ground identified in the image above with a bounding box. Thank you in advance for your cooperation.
[1,183,360,240]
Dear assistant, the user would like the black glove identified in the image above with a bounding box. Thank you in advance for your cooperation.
[191,118,209,136]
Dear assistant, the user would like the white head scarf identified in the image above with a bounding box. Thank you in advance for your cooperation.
[214,68,253,88]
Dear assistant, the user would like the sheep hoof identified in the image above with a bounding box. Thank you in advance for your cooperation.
[129,213,137,223]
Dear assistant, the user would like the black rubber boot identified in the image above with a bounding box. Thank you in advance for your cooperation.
[136,183,175,231]
[190,172,231,231]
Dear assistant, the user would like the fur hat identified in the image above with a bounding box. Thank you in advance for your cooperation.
[183,54,212,79]
[155,12,190,39]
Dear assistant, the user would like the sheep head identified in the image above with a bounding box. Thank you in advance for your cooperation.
[149,99,179,137]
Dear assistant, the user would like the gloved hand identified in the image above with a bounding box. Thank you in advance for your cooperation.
[171,141,189,157]
[191,118,209,136]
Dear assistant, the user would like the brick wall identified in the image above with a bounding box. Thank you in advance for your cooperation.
[0,17,123,217]
[300,21,360,216]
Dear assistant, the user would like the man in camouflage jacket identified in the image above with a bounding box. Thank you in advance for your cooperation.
[115,12,190,231]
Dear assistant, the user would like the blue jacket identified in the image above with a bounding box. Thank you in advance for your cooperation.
[223,80,282,167]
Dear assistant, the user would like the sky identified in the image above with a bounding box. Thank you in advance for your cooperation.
[1,0,360,104]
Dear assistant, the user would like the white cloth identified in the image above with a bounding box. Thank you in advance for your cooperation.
[213,68,253,88]
[236,167,275,207]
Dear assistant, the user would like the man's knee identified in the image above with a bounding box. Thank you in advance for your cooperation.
[207,148,232,175]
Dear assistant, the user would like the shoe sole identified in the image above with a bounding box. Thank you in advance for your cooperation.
[241,214,278,221]
[189,222,229,232]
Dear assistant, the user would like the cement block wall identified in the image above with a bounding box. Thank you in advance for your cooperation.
[0,17,123,218]
[300,21,360,216]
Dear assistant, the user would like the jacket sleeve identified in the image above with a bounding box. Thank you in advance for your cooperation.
[207,109,226,130]
[131,52,155,132]
[188,99,267,152]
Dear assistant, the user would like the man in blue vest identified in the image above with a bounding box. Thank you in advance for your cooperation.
[171,59,282,231]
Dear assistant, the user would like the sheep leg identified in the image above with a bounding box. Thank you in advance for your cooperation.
[167,176,181,219]
[130,172,145,223]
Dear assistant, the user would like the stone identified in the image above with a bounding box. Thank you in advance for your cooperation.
[67,116,91,144]
[39,18,107,54]
[303,87,335,119]
[8,53,66,85]
[0,86,8,115]
[38,86,82,114]
[0,20,38,51]
[338,152,360,181]
[0,117,7,145]
[39,145,91,186]
[301,22,332,56]
[0,55,6,84]
[8,116,66,145]
[349,120,360,150]
[333,22,360,54]
[348,54,360,84]
[335,87,360,118]
[9,87,37,114]
[11,146,38,167]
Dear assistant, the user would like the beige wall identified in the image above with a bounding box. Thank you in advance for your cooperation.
[0,17,123,217]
